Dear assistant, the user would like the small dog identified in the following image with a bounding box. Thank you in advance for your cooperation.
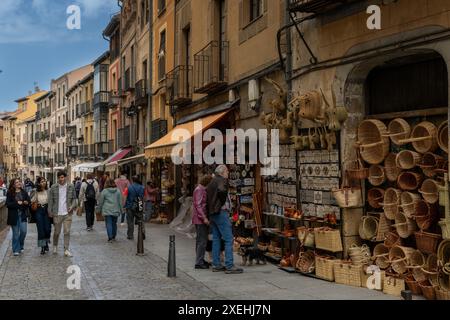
[238,246,267,266]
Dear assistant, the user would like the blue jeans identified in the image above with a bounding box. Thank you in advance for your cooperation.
[12,214,27,254]
[35,206,51,248]
[105,216,118,240]
[210,210,234,269]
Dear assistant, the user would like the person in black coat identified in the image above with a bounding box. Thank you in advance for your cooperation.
[6,178,31,256]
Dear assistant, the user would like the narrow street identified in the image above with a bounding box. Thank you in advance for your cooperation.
[0,217,396,300]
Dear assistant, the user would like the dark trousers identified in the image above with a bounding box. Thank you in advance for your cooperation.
[85,200,96,227]
[35,206,51,248]
[195,224,209,266]
[127,209,146,239]
[105,216,118,240]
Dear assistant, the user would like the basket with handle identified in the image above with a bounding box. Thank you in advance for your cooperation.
[383,276,405,297]
[419,179,443,204]
[412,200,438,231]
[382,118,411,146]
[384,230,402,248]
[314,227,343,252]
[375,213,392,242]
[404,273,423,295]
[298,91,322,121]
[333,261,363,287]
[437,121,448,153]
[419,253,439,285]
[359,215,379,241]
[332,173,363,208]
[389,245,416,275]
[407,250,426,270]
[357,119,390,165]
[399,192,421,219]
[399,121,438,154]
[397,171,423,191]
[296,250,316,274]
[367,188,384,209]
[392,211,417,239]
[419,153,445,177]
[372,243,390,270]
[314,255,338,280]
[368,165,386,186]
[346,158,369,181]
[381,188,402,220]
[414,231,442,254]
[396,150,422,170]
[436,286,450,300]
[384,153,402,182]
[419,280,437,300]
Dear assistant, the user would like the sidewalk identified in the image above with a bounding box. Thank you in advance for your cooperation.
[0,216,398,300]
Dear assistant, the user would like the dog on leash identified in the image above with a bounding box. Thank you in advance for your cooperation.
[238,246,267,266]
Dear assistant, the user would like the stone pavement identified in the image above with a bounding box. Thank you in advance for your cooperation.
[0,216,399,300]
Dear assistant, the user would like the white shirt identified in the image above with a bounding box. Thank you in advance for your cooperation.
[58,183,68,216]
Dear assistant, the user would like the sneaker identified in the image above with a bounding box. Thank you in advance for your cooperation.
[64,250,73,257]
[120,223,125,227]
[195,264,209,270]
[127,236,134,240]
[212,266,226,272]
[225,266,244,274]
[107,239,113,243]
[20,249,24,254]
[13,252,19,256]
[53,246,57,254]
[44,244,49,252]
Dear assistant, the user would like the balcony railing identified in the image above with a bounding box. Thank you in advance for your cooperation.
[56,127,61,137]
[35,111,41,121]
[80,103,86,115]
[94,92,109,108]
[288,0,363,13]
[35,156,42,165]
[166,65,193,106]
[86,100,93,114]
[194,41,229,94]
[96,142,110,159]
[109,91,121,107]
[124,67,136,92]
[61,126,65,137]
[118,126,131,148]
[135,79,148,106]
[76,104,81,117]
[151,119,168,143]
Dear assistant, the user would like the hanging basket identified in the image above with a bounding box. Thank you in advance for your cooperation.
[399,121,438,154]
[400,192,421,219]
[419,280,437,300]
[414,231,442,254]
[375,213,392,242]
[436,287,450,300]
[389,245,415,275]
[368,165,386,186]
[408,250,426,270]
[368,188,385,209]
[396,150,422,170]
[421,253,439,286]
[346,159,369,181]
[419,153,445,177]
[419,179,443,204]
[383,118,411,146]
[332,173,363,208]
[438,121,448,153]
[359,216,379,241]
[298,91,322,120]
[357,119,390,165]
[393,211,417,239]
[384,230,402,248]
[385,153,402,182]
[405,274,423,295]
[372,243,390,270]
[382,188,402,220]
[315,255,338,281]
[397,172,423,191]
[437,240,450,265]
[412,200,438,231]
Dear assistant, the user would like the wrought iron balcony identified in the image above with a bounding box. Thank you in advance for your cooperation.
[94,92,109,108]
[124,67,136,92]
[108,140,115,154]
[61,126,65,137]
[118,126,131,148]
[86,100,93,114]
[35,111,41,121]
[135,79,148,107]
[80,103,86,115]
[288,0,363,13]
[151,119,168,143]
[109,91,121,108]
[194,41,229,94]
[166,65,193,106]
[95,142,110,159]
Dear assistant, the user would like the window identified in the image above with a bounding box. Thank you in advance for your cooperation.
[140,0,146,29]
[250,0,262,22]
[158,0,166,15]
[158,30,166,80]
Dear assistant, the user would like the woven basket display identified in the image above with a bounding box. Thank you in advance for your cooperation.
[384,118,411,146]
[368,165,386,186]
[384,231,402,248]
[382,188,402,220]
[409,249,426,269]
[400,121,438,154]
[405,274,423,295]
[414,231,442,254]
[384,153,402,182]
[439,219,450,240]
[413,200,438,231]
[393,211,417,239]
[397,171,423,191]
[298,91,322,120]
[396,150,422,170]
[417,254,438,285]
[348,244,371,265]
[359,216,379,241]
[346,159,369,181]
[315,255,337,281]
[333,262,362,287]
[400,192,421,219]
[389,245,416,275]
[419,179,442,204]
[372,243,390,270]
[419,280,437,300]
[314,228,343,252]
[437,240,450,265]
[383,276,405,297]
[419,153,445,177]
[296,250,316,273]
[438,121,448,154]
[375,213,392,242]
[357,119,390,165]
[368,188,384,209]
[436,287,450,300]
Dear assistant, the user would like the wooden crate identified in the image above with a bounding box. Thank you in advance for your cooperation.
[342,208,364,236]
[342,236,363,259]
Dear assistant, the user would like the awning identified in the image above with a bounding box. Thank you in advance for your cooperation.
[117,153,145,166]
[54,166,66,171]
[104,148,132,164]
[71,162,103,173]
[145,110,231,159]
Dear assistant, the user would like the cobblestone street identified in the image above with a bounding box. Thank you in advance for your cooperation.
[0,216,399,300]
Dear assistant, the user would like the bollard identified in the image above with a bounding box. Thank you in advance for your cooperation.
[168,235,176,277]
[136,218,145,256]
[401,290,412,300]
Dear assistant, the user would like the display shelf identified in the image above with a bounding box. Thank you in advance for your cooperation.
[263,212,302,222]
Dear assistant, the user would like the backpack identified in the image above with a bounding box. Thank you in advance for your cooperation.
[85,181,96,201]
[130,186,144,215]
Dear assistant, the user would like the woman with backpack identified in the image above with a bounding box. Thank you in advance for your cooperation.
[31,177,51,254]
[6,179,31,256]
[78,173,100,231]
[97,178,123,242]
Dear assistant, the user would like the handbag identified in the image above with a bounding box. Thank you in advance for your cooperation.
[332,171,363,208]
[28,210,37,224]
[31,201,39,212]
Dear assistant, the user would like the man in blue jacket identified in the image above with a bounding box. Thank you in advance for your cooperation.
[124,175,145,240]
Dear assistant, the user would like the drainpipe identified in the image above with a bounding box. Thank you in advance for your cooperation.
[147,0,153,146]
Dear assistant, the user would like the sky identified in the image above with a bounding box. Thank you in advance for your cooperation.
[0,0,120,111]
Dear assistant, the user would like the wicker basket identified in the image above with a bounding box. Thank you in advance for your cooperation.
[315,255,338,281]
[385,153,402,182]
[384,118,411,146]
[396,150,422,170]
[400,192,421,218]
[389,245,416,275]
[368,188,384,209]
[419,254,439,285]
[375,213,392,242]
[314,228,343,252]
[368,165,386,186]
[359,216,379,241]
[332,178,363,208]
[333,262,362,287]
[346,159,369,181]
[382,188,402,220]
[439,219,450,240]
[383,276,405,297]
[419,280,437,300]
[298,91,322,120]
[408,250,426,270]
[384,231,402,248]
[419,179,442,204]
[296,250,316,273]
[438,121,448,154]
[397,171,423,191]
[405,276,423,295]
[414,231,442,254]
[399,121,438,154]
[357,119,390,165]
[372,243,390,270]
[413,200,438,231]
[419,153,445,177]
[436,287,450,300]
[393,211,417,239]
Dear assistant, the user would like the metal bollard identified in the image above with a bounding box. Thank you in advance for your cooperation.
[168,235,176,277]
[401,290,412,300]
[136,219,145,256]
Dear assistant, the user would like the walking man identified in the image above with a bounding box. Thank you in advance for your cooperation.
[48,171,78,257]
[206,165,243,274]
[78,173,100,231]
[124,175,145,240]
[115,172,131,226]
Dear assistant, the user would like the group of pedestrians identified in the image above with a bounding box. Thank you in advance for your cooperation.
[5,171,153,257]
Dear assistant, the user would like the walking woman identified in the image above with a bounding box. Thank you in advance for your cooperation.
[31,177,51,255]
[6,179,30,256]
[97,178,123,242]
